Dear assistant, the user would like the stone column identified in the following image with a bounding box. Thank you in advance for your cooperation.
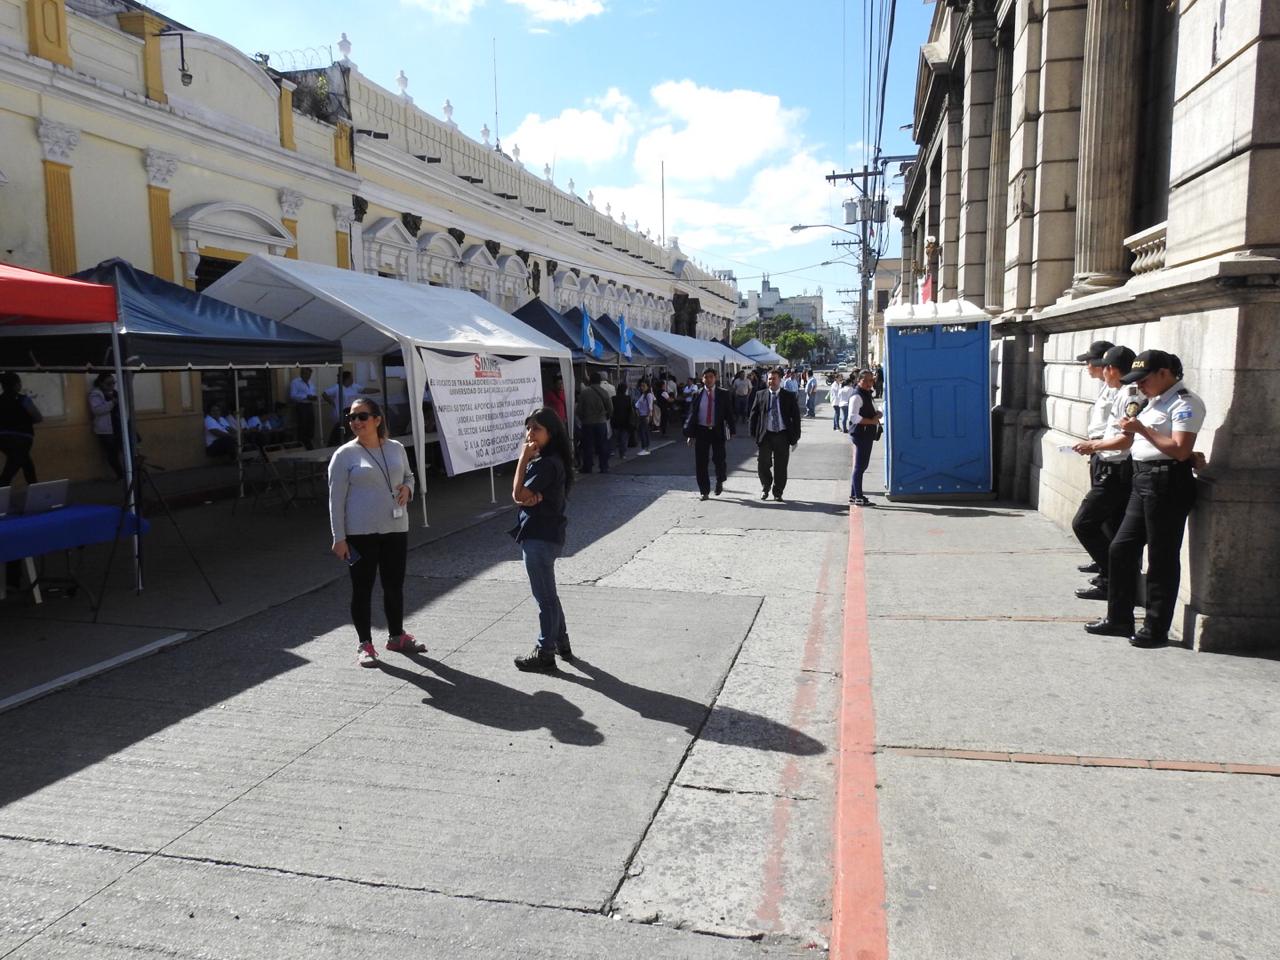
[984,31,1012,311]
[143,148,178,280]
[38,118,79,275]
[280,189,303,260]
[1068,0,1144,296]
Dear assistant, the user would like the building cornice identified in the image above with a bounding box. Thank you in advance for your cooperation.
[0,40,360,194]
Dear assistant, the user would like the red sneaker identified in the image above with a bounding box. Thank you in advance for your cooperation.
[386,633,427,654]
[358,643,379,667]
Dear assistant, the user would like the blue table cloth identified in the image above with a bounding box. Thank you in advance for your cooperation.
[0,505,148,563]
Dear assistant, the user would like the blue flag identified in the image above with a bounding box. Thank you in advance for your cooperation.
[582,305,603,358]
[618,312,633,359]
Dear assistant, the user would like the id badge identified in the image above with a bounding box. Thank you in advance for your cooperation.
[392,506,404,519]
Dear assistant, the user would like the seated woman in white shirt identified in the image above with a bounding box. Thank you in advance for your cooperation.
[203,403,238,459]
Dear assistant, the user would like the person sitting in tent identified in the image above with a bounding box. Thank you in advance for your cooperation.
[203,403,238,460]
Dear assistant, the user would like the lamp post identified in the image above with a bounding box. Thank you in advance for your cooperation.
[794,223,871,366]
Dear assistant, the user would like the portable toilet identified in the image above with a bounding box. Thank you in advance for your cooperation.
[882,299,993,499]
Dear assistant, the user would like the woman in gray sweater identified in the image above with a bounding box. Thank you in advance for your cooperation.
[328,397,425,666]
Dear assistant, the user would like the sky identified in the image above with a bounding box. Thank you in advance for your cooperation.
[151,0,934,330]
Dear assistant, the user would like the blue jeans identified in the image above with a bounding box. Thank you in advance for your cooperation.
[850,425,875,498]
[522,537,567,652]
[806,392,817,417]
[637,419,650,450]
[832,405,847,431]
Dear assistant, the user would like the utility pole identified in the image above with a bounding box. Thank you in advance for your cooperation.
[826,155,915,366]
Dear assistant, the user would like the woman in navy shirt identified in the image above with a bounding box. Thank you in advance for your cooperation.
[848,370,883,506]
[510,407,575,672]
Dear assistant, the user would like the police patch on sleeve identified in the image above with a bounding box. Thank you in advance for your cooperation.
[1174,409,1193,421]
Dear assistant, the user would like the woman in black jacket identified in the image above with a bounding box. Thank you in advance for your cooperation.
[848,369,882,506]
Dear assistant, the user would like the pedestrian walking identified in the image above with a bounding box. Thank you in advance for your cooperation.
[0,373,42,486]
[1070,344,1135,600]
[328,397,423,667]
[873,363,884,399]
[510,407,575,673]
[1084,350,1206,648]
[576,372,611,473]
[87,371,124,480]
[848,370,883,505]
[732,370,752,425]
[611,385,638,461]
[804,370,818,418]
[289,367,318,449]
[830,374,849,432]
[748,368,802,502]
[683,368,735,499]
[633,380,655,455]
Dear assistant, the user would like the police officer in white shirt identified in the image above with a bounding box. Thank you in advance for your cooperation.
[1070,343,1130,598]
[1084,349,1206,647]
[289,367,318,449]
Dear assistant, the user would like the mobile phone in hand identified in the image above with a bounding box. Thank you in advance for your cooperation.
[344,546,361,566]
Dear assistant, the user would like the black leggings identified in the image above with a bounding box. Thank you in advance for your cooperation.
[0,436,36,485]
[345,531,408,646]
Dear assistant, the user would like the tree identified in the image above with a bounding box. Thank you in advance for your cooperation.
[731,323,759,348]
[776,330,818,362]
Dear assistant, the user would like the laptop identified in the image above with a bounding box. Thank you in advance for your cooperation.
[0,486,9,518]
[13,479,70,515]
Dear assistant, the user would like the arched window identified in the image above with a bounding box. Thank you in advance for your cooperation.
[417,231,462,287]
[362,217,417,280]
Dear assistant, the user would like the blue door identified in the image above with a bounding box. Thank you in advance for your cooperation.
[885,321,992,497]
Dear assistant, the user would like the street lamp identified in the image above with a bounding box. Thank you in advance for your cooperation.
[791,223,860,238]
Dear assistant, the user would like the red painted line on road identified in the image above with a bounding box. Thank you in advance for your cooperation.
[830,506,888,960]
[756,544,833,930]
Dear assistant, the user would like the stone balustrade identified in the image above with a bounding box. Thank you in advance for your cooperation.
[1124,221,1168,276]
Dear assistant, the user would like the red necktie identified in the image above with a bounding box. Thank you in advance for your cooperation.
[704,391,713,426]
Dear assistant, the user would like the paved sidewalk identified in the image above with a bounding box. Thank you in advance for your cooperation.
[0,414,850,958]
[854,445,1280,959]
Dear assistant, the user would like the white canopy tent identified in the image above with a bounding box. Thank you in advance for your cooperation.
[632,328,752,379]
[734,337,786,365]
[206,254,574,525]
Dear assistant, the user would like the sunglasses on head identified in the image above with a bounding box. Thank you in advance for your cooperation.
[345,411,376,422]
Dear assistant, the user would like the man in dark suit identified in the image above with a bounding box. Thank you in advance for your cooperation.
[748,368,802,501]
[683,368,736,500]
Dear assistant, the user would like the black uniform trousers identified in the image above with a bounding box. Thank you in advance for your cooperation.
[1106,460,1196,637]
[1071,454,1132,576]
[692,425,726,495]
[757,431,791,496]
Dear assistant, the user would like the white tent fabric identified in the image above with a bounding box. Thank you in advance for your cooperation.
[632,328,753,379]
[206,254,574,525]
[735,337,786,364]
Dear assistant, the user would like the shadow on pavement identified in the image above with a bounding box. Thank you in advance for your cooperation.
[379,657,605,747]
[561,658,825,756]
[869,502,1026,519]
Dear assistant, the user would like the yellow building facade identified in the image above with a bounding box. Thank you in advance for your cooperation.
[0,0,737,480]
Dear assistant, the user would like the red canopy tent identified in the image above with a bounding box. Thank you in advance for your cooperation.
[1,261,140,593]
[0,262,118,325]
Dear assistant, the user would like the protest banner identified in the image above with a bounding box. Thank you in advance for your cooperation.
[418,350,544,476]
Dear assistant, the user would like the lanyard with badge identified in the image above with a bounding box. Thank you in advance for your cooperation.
[368,443,404,519]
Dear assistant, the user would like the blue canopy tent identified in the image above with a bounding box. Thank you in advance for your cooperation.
[513,298,591,362]
[601,313,667,367]
[562,306,621,365]
[0,259,343,370]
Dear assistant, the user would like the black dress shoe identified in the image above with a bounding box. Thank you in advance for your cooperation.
[761,490,770,500]
[1075,585,1107,601]
[714,480,723,496]
[556,640,575,662]
[1090,575,1108,588]
[1084,618,1134,638]
[773,494,783,502]
[699,493,709,500]
[514,646,558,672]
[1129,626,1169,648]
[1077,561,1101,574]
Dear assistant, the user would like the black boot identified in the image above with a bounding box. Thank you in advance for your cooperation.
[556,638,576,662]
[515,646,558,673]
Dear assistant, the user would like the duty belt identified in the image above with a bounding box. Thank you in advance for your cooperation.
[1134,460,1190,473]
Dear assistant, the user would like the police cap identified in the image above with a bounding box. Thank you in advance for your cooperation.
[1076,340,1114,365]
[1101,345,1136,373]
[1121,349,1176,384]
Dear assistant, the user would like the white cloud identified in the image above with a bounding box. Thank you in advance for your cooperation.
[509,0,604,22]
[399,0,604,22]
[632,81,805,185]
[506,87,635,169]
[400,0,484,21]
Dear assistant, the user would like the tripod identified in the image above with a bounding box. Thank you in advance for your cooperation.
[93,455,222,622]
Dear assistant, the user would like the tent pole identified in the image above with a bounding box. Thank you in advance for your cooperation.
[489,467,496,504]
[409,343,430,527]
[234,369,244,498]
[109,310,141,593]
